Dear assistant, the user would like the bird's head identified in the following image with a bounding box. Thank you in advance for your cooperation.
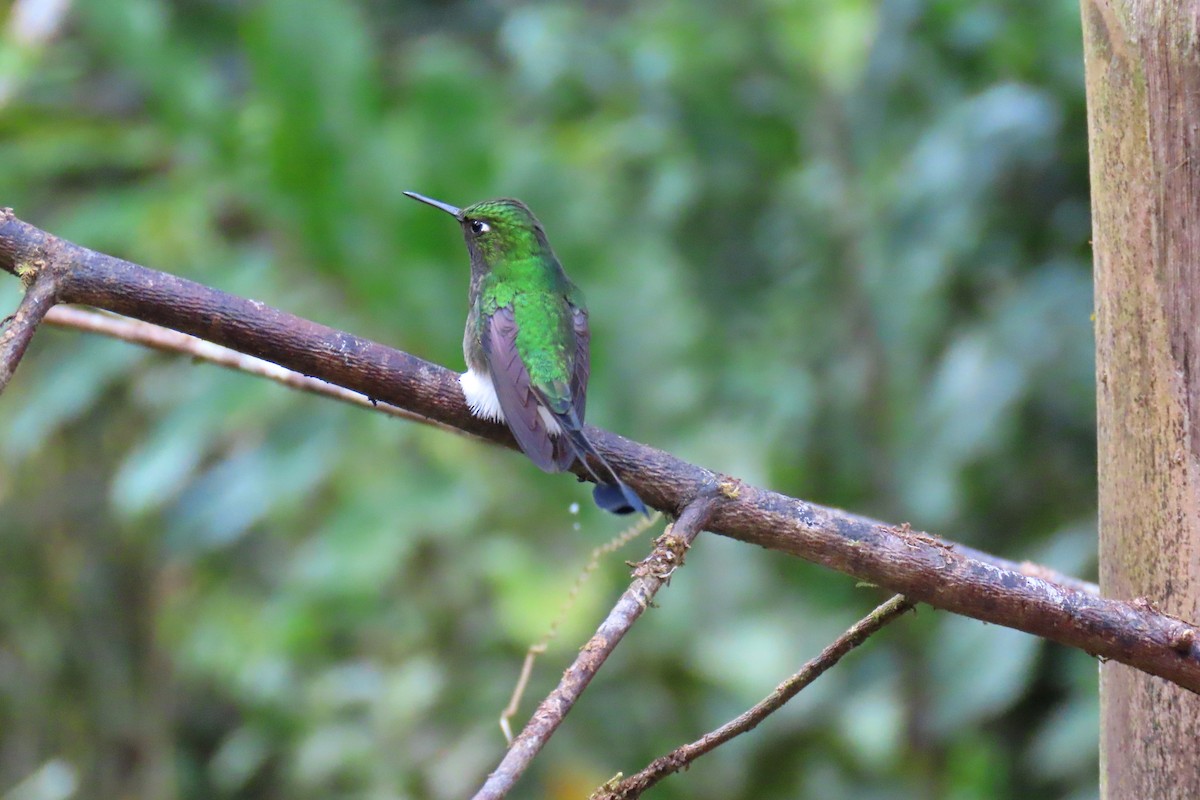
[405,192,551,273]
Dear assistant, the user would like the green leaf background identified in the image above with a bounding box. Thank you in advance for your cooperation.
[0,1,1097,798]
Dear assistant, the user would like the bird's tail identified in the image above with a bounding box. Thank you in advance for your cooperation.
[556,410,648,516]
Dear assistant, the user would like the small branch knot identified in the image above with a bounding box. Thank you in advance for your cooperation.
[1170,627,1196,656]
[16,257,47,289]
[588,773,625,800]
[633,530,690,580]
[1132,596,1159,613]
[717,477,744,499]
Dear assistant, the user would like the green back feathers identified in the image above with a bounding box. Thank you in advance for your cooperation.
[512,292,574,392]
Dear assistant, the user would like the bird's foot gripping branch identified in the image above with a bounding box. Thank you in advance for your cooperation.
[3,208,1200,797]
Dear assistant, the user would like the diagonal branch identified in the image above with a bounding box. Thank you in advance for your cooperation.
[472,496,718,800]
[33,299,1104,598]
[2,210,1199,694]
[42,305,464,434]
[594,594,917,799]
[0,272,57,393]
[498,511,662,743]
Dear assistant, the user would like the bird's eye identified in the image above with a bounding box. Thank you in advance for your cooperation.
[470,219,490,235]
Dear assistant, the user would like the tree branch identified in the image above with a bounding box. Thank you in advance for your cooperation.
[472,497,717,800]
[498,512,662,743]
[0,270,57,393]
[595,594,916,799]
[41,305,463,435]
[2,210,1198,695]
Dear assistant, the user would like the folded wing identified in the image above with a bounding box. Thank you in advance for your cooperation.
[481,306,560,472]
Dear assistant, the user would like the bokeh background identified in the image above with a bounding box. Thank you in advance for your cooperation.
[0,1,1098,798]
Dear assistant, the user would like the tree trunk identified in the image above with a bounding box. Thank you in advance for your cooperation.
[1082,1,1200,797]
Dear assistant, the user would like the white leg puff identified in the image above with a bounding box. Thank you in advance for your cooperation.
[460,368,563,434]
[460,368,506,423]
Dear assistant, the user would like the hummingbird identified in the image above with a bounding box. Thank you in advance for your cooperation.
[405,190,648,516]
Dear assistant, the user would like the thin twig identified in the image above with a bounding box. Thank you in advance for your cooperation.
[0,274,57,394]
[500,512,661,743]
[42,305,464,435]
[594,594,917,799]
[473,497,718,800]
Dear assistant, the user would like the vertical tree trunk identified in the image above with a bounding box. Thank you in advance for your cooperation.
[1082,1,1200,797]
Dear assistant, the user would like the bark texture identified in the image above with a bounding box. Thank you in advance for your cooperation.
[1083,1,1200,796]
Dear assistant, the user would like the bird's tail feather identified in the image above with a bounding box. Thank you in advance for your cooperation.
[591,481,647,517]
[557,411,649,516]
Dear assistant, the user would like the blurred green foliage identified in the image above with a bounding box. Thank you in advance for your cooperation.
[0,0,1097,798]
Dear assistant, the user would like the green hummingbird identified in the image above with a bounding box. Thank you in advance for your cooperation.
[405,191,647,516]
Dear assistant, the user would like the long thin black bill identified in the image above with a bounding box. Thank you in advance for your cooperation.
[403,191,461,217]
